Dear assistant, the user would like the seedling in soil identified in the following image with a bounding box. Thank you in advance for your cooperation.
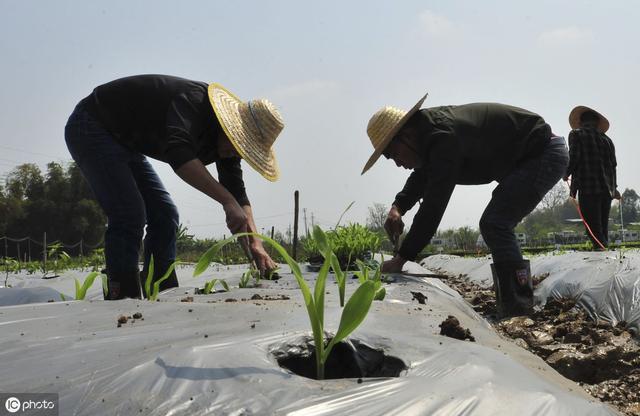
[144,256,179,301]
[194,225,377,380]
[198,278,230,294]
[238,268,261,288]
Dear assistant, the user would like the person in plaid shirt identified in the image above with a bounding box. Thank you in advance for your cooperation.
[565,106,621,249]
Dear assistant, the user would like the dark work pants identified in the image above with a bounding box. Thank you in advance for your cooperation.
[480,137,569,263]
[578,193,612,248]
[64,104,179,279]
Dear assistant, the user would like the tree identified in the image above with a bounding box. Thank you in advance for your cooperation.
[366,203,388,233]
[539,181,569,213]
[621,188,639,224]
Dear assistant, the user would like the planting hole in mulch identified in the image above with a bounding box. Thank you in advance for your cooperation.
[271,336,407,380]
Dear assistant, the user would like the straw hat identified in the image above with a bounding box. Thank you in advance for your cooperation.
[569,105,609,133]
[208,83,284,181]
[361,93,428,174]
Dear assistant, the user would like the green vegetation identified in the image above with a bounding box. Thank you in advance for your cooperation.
[73,271,102,300]
[201,278,230,294]
[303,223,381,266]
[0,162,106,248]
[144,256,179,301]
[194,226,377,380]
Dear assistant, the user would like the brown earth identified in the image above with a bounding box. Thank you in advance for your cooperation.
[442,273,640,416]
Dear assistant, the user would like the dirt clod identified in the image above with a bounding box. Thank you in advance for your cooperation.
[132,312,142,319]
[410,291,428,304]
[443,273,640,415]
[181,296,194,303]
[439,315,475,342]
[117,315,128,324]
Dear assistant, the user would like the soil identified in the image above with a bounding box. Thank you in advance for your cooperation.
[441,272,640,416]
[410,291,428,305]
[271,335,407,380]
[439,315,475,342]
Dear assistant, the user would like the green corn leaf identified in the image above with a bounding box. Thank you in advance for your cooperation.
[150,261,179,301]
[193,236,238,277]
[329,252,346,306]
[203,280,215,294]
[335,201,355,229]
[313,225,331,257]
[323,280,376,362]
[313,254,332,329]
[374,283,386,301]
[220,280,230,292]
[76,271,100,300]
[144,255,155,299]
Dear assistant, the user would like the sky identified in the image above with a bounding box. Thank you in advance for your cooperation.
[1,0,638,239]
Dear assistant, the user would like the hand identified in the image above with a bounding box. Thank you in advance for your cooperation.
[563,175,569,182]
[223,200,248,234]
[384,206,404,243]
[381,255,407,273]
[250,244,278,275]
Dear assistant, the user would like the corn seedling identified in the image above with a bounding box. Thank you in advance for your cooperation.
[194,225,377,380]
[202,278,230,294]
[354,259,386,301]
[74,271,102,300]
[144,256,179,301]
[238,268,260,288]
[46,242,71,276]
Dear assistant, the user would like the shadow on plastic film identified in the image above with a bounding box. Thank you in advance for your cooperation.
[155,357,291,381]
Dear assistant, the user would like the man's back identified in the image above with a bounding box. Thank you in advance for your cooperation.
[566,127,617,197]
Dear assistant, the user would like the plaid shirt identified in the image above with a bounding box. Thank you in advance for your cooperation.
[566,127,617,197]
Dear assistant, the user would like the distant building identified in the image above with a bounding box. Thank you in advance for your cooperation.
[547,230,583,244]
[609,229,640,243]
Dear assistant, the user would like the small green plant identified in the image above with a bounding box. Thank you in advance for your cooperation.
[201,278,230,294]
[45,242,71,277]
[87,248,105,272]
[144,256,179,301]
[354,259,386,301]
[74,271,102,300]
[194,225,377,380]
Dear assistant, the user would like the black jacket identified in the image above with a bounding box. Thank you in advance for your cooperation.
[80,74,249,206]
[394,103,551,260]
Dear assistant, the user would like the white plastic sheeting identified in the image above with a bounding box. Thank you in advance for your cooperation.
[0,263,617,415]
[421,250,640,335]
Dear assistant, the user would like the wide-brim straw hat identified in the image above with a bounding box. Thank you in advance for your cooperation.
[208,83,284,181]
[569,105,610,133]
[361,93,428,174]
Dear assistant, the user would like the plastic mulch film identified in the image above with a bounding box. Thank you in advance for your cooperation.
[0,264,618,415]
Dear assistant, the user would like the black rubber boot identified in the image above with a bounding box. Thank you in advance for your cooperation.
[490,260,533,317]
[140,266,179,299]
[104,270,142,300]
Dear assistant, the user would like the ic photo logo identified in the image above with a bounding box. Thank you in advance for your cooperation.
[4,397,20,413]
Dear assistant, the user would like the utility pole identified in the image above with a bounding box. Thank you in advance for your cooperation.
[293,190,299,261]
[303,208,309,237]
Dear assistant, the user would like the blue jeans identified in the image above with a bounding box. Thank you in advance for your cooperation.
[480,137,569,263]
[64,104,179,278]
